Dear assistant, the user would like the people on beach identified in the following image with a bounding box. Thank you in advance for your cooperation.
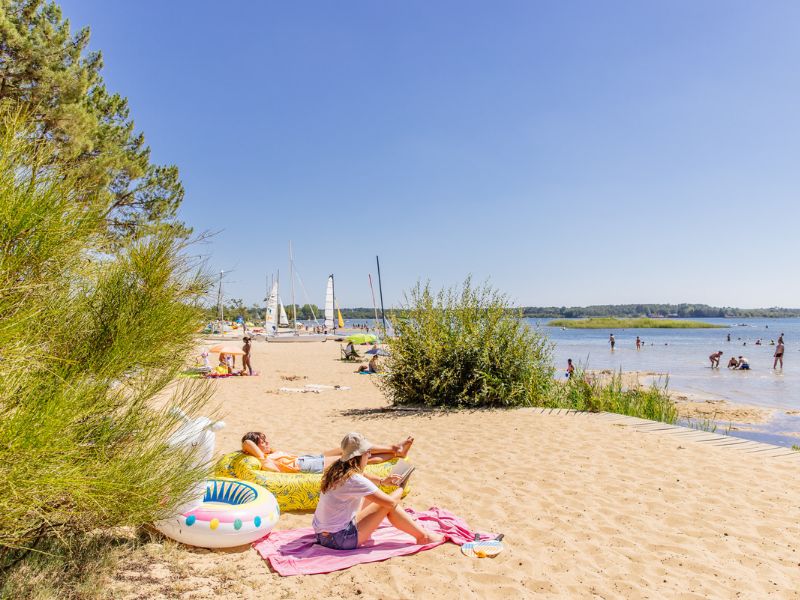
[709,351,723,368]
[727,357,739,369]
[773,340,784,369]
[609,334,615,350]
[219,352,234,374]
[737,356,750,370]
[242,336,254,375]
[566,358,574,378]
[355,355,381,374]
[635,336,641,350]
[312,432,443,550]
[240,431,414,474]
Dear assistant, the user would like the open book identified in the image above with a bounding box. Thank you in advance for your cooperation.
[389,460,415,487]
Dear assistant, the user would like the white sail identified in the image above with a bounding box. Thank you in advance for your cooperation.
[279,301,289,327]
[265,281,279,335]
[324,275,334,330]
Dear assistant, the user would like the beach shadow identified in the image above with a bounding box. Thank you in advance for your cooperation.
[337,405,510,421]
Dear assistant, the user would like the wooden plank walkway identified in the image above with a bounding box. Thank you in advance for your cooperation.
[533,408,800,462]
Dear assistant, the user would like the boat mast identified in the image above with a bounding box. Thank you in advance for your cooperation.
[289,241,297,332]
[331,274,336,334]
[376,256,387,333]
[217,270,224,322]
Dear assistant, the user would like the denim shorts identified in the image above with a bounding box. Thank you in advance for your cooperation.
[297,454,325,473]
[316,521,358,550]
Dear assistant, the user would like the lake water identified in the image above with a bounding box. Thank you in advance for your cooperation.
[342,317,800,444]
[537,317,800,444]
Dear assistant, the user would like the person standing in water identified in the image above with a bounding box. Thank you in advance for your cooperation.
[635,336,641,350]
[609,334,615,350]
[566,358,575,378]
[774,339,785,369]
[709,351,723,368]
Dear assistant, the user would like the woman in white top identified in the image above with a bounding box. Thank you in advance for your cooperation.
[312,432,443,550]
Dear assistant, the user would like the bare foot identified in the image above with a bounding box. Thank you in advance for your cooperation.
[394,436,415,458]
[415,531,444,544]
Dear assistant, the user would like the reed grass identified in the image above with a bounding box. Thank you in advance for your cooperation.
[548,317,724,329]
[545,370,679,423]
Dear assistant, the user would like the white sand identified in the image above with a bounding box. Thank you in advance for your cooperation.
[111,340,800,599]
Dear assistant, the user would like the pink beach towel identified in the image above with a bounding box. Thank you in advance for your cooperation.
[253,507,494,576]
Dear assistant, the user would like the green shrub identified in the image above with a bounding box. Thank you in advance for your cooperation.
[0,109,213,577]
[380,278,554,408]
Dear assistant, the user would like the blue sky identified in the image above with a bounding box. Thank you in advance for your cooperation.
[61,1,800,308]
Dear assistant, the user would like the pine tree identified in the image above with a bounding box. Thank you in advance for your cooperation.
[0,0,188,244]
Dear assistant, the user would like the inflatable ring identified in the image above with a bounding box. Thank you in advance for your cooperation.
[155,478,280,548]
[214,452,411,511]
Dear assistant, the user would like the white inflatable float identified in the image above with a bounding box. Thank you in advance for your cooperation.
[155,477,280,548]
[153,410,280,548]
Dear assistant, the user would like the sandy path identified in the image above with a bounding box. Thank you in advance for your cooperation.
[112,339,800,599]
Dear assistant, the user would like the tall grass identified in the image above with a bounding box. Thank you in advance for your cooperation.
[548,317,724,329]
[0,109,213,589]
[381,278,554,408]
[545,370,679,423]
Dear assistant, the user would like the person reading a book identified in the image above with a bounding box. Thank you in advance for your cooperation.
[312,432,442,550]
[240,431,414,476]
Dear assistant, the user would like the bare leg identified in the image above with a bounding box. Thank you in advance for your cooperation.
[355,489,443,546]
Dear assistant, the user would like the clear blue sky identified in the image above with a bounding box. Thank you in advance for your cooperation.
[61,1,800,308]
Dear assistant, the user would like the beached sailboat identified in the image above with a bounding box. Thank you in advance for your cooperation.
[266,246,327,343]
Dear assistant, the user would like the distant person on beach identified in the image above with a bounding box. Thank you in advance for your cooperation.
[242,337,254,375]
[778,333,785,345]
[737,356,750,370]
[566,358,575,378]
[727,333,731,342]
[313,432,442,550]
[609,334,615,350]
[636,336,641,350]
[709,351,723,368]
[241,431,414,474]
[727,357,739,369]
[774,340,785,369]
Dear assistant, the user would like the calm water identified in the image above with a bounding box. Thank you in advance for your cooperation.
[343,316,800,443]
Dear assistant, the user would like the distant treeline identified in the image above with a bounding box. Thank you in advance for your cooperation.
[205,303,800,323]
[520,304,800,319]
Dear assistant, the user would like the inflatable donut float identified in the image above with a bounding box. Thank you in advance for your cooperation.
[155,478,280,548]
[214,452,411,511]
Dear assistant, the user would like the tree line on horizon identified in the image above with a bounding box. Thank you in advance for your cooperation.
[519,303,800,319]
[207,301,800,324]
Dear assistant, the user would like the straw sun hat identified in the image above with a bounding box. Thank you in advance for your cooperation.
[340,432,372,461]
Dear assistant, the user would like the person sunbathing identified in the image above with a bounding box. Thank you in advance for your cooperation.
[241,431,414,475]
[312,432,443,550]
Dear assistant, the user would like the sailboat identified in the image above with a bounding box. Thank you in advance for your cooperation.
[265,251,328,343]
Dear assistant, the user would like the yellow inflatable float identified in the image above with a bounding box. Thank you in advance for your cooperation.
[214,452,411,511]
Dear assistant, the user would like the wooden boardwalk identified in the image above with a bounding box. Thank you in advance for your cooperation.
[530,407,800,462]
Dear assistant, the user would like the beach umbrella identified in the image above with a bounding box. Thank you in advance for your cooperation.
[209,344,244,355]
[346,333,377,345]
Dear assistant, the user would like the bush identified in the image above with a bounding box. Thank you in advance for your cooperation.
[0,110,213,577]
[380,278,554,408]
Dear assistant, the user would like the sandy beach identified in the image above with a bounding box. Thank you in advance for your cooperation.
[111,339,800,599]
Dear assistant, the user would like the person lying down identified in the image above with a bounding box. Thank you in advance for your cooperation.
[241,431,414,477]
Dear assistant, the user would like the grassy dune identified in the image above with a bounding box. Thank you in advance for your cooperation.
[548,317,726,329]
